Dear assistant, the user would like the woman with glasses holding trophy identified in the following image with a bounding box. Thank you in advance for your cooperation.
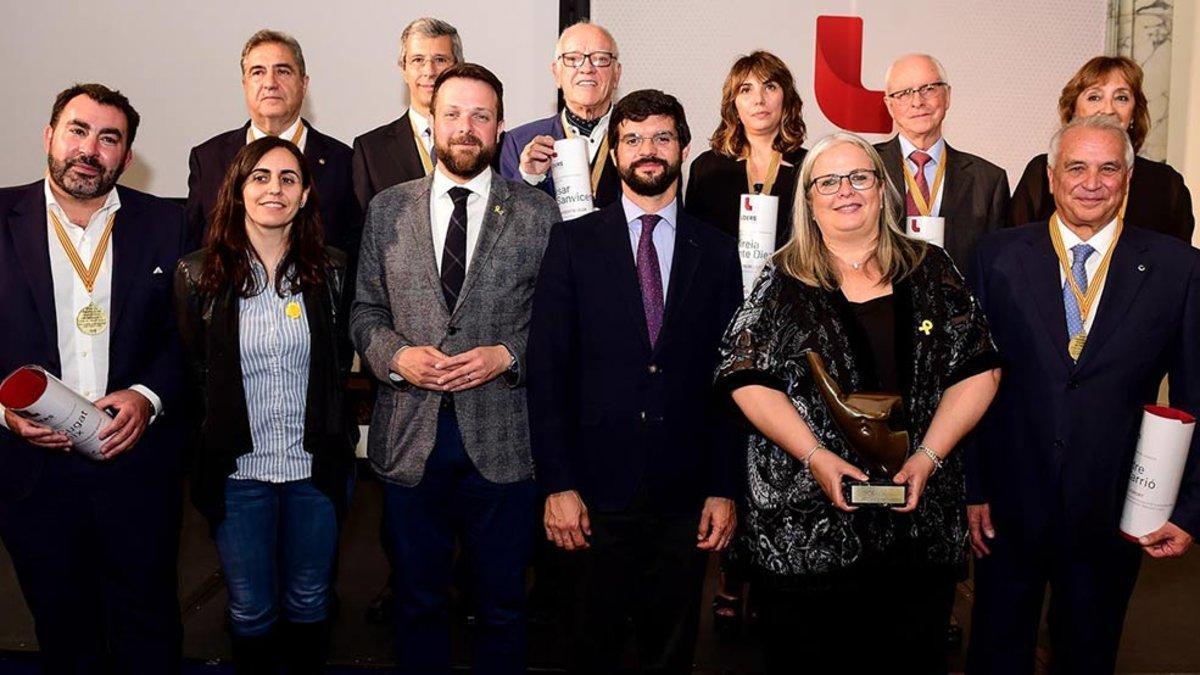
[713,133,1001,674]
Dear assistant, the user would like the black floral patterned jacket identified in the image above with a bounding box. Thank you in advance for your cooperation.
[714,246,999,578]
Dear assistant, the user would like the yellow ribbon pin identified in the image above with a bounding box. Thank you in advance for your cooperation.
[285,300,302,320]
[918,319,933,335]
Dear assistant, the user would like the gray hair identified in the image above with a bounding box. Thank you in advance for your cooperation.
[241,29,306,77]
[554,19,619,59]
[883,53,949,93]
[398,17,463,66]
[1048,114,1135,168]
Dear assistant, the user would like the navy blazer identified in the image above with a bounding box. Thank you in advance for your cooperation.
[498,113,622,210]
[527,201,744,513]
[0,181,188,501]
[968,222,1200,542]
[186,120,362,258]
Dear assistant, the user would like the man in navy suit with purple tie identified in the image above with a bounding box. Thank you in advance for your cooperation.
[527,89,743,675]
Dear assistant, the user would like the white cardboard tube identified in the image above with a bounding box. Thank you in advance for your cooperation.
[1120,404,1195,539]
[0,365,113,460]
[738,194,779,297]
[549,137,595,220]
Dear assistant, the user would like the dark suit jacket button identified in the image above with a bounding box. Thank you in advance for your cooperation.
[1068,379,1079,390]
[448,326,459,335]
[639,411,646,422]
[1053,439,1065,449]
[647,364,659,374]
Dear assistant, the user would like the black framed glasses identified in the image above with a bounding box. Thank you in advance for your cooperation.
[885,81,948,103]
[558,51,617,68]
[808,170,879,195]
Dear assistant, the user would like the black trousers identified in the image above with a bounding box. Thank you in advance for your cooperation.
[967,524,1142,675]
[758,558,957,675]
[0,444,183,675]
[567,492,708,675]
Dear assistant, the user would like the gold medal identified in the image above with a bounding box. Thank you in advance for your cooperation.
[1068,332,1088,360]
[76,302,108,335]
[285,300,302,320]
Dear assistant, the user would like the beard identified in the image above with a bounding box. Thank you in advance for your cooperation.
[47,153,123,200]
[436,132,496,179]
[618,157,681,197]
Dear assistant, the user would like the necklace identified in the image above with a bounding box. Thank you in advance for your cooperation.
[830,249,873,271]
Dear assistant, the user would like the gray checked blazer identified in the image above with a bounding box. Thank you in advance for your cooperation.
[351,171,558,486]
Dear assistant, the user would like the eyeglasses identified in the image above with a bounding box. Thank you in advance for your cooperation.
[558,51,617,68]
[808,170,879,195]
[406,55,454,70]
[885,81,948,103]
[619,132,677,149]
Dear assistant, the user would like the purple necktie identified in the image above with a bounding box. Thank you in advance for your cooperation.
[636,214,664,346]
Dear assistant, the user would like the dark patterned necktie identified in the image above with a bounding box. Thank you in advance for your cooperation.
[441,186,471,310]
[905,149,932,216]
[636,214,664,346]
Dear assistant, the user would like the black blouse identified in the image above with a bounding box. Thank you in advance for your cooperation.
[714,246,1000,578]
[684,148,807,248]
[1009,153,1194,243]
[848,294,898,394]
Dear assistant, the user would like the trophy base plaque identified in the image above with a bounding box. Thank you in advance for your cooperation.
[846,480,908,507]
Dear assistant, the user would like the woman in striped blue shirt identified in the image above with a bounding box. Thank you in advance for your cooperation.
[174,136,357,674]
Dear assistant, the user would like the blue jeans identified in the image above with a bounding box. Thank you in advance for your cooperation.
[214,478,341,637]
[384,404,537,675]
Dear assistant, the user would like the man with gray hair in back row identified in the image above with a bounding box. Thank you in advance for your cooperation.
[353,17,464,211]
[186,28,360,256]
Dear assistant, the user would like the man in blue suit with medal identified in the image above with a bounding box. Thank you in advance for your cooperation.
[967,115,1200,673]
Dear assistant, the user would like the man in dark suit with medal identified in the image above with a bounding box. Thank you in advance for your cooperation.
[0,84,188,674]
[186,29,360,257]
[352,17,462,212]
[966,115,1200,673]
[499,20,623,209]
[526,89,743,674]
[875,53,1009,271]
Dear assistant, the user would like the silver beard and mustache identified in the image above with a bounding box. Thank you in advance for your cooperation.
[47,153,124,200]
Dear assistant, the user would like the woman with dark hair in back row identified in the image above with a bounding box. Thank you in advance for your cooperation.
[1009,55,1194,241]
[173,136,357,674]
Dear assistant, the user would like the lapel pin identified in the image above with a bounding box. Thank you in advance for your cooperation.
[493,205,504,215]
[318,158,326,165]
[152,266,163,275]
[1137,264,1146,272]
[918,319,934,335]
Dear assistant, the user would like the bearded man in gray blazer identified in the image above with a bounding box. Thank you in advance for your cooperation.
[350,63,557,675]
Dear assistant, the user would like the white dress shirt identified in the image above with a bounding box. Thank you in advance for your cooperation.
[1057,217,1118,333]
[408,107,435,155]
[249,117,307,151]
[898,134,946,217]
[521,105,613,186]
[0,182,161,430]
[430,166,492,274]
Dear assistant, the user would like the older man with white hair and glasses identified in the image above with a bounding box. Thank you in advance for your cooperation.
[875,53,1009,271]
[499,20,624,209]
